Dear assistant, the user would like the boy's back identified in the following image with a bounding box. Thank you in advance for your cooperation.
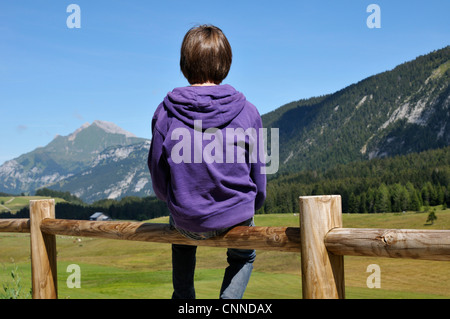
[149,84,266,232]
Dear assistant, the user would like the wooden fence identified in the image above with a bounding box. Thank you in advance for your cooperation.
[0,195,449,299]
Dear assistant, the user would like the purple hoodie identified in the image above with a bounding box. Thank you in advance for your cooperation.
[148,84,266,232]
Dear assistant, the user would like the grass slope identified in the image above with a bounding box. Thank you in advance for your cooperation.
[0,196,65,214]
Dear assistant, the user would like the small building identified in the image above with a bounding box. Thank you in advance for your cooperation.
[90,212,111,221]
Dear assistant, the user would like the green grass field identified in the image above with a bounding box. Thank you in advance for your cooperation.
[1,208,449,299]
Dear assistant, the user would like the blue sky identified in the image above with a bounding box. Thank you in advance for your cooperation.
[1,0,449,165]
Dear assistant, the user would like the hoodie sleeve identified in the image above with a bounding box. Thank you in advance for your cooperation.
[148,104,170,202]
[250,111,267,211]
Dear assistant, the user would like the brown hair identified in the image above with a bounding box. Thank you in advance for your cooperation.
[180,25,232,85]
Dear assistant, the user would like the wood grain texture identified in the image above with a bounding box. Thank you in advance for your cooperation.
[0,218,30,233]
[299,195,345,299]
[30,200,57,299]
[40,218,301,252]
[325,228,450,261]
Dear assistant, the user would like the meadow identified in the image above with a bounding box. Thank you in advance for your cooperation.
[0,208,449,299]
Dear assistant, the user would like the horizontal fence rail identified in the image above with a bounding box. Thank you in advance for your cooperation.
[0,218,30,233]
[0,196,449,299]
[325,228,450,261]
[2,219,448,260]
[39,218,301,252]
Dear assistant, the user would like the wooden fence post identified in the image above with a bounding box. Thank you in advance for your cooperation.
[30,199,58,299]
[299,195,345,299]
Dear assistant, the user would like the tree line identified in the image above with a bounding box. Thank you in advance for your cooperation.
[0,195,169,221]
[35,188,84,205]
[258,180,448,215]
[258,146,450,214]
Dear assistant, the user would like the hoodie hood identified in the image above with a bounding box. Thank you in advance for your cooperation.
[163,84,246,128]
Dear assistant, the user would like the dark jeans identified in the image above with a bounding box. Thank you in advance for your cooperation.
[170,218,256,299]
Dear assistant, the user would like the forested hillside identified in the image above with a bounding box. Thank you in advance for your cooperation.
[260,146,450,214]
[262,46,449,174]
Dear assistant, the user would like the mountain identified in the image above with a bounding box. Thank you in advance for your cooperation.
[263,46,449,174]
[47,141,152,203]
[0,120,150,198]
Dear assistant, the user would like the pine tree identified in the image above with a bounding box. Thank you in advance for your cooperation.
[348,193,359,214]
[426,210,437,225]
[375,184,390,213]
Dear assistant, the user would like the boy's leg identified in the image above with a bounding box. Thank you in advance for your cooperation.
[172,244,197,299]
[219,247,256,299]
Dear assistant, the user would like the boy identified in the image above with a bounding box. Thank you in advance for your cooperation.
[148,25,266,299]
